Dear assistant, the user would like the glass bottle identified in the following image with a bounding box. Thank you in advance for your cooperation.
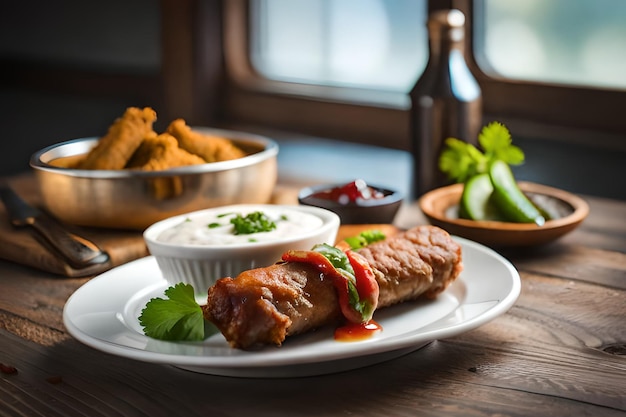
[409,9,482,198]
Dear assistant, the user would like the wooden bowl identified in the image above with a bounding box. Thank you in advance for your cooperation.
[419,182,589,247]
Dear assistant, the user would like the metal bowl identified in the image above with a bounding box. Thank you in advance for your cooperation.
[30,128,279,230]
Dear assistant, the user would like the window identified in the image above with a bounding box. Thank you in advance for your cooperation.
[250,0,428,92]
[223,0,626,150]
[248,0,626,92]
[476,0,626,90]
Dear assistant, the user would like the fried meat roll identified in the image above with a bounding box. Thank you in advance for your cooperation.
[76,107,157,170]
[202,225,462,349]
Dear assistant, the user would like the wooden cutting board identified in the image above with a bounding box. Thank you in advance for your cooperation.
[0,174,401,277]
[0,175,325,277]
[0,175,149,277]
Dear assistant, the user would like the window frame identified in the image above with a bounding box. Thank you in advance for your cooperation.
[218,0,626,151]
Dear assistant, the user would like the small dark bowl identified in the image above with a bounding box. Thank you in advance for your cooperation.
[298,182,403,224]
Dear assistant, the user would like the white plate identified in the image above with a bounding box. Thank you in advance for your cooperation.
[63,237,520,378]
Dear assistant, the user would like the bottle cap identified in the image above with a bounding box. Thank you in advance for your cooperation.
[430,9,465,27]
[428,9,465,41]
[445,9,465,27]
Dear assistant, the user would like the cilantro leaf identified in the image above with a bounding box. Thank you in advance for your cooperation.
[479,121,525,165]
[439,138,486,183]
[343,230,386,249]
[438,121,525,183]
[139,283,207,341]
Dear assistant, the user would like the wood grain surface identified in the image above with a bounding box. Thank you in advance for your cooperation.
[0,175,149,277]
[1,176,625,417]
[0,176,301,277]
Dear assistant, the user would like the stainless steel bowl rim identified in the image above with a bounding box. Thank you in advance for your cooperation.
[29,129,279,179]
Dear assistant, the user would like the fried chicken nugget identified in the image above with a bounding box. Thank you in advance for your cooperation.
[125,133,206,200]
[76,107,158,170]
[166,119,246,162]
[125,133,206,171]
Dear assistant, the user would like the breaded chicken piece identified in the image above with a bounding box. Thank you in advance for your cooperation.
[76,107,157,170]
[125,133,206,171]
[50,154,87,169]
[166,119,246,162]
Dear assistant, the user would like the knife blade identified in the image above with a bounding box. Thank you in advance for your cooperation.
[0,184,110,269]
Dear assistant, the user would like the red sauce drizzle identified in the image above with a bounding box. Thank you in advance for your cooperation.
[282,246,382,343]
[334,320,382,342]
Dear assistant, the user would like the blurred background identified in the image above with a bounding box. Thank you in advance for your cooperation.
[1,0,625,200]
[0,0,161,176]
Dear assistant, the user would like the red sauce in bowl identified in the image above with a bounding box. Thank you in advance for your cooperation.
[309,180,385,204]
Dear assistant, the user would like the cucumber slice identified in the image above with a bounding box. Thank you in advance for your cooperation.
[460,173,505,221]
[489,160,545,225]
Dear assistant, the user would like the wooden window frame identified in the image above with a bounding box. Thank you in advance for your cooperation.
[208,0,626,152]
[6,0,623,154]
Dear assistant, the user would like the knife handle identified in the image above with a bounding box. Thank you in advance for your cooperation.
[30,215,110,269]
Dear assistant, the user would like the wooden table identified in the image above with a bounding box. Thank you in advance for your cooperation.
[1,175,625,417]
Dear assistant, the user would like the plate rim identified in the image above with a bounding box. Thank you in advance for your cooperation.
[62,237,521,373]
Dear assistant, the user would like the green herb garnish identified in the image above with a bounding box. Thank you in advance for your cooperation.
[438,121,525,183]
[230,211,277,235]
[311,244,374,320]
[440,121,543,224]
[313,243,355,277]
[139,283,208,341]
[344,230,386,249]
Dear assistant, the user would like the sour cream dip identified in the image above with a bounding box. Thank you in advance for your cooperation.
[156,206,324,246]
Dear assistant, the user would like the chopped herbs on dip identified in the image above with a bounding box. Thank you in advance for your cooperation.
[156,207,324,246]
[230,211,276,235]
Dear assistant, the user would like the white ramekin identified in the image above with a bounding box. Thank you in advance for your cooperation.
[143,204,340,293]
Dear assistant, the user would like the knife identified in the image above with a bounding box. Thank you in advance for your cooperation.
[0,184,110,269]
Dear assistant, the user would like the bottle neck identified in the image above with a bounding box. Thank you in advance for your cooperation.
[429,25,465,59]
[410,11,479,100]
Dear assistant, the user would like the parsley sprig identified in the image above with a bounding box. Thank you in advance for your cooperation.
[438,121,525,183]
[139,283,213,341]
